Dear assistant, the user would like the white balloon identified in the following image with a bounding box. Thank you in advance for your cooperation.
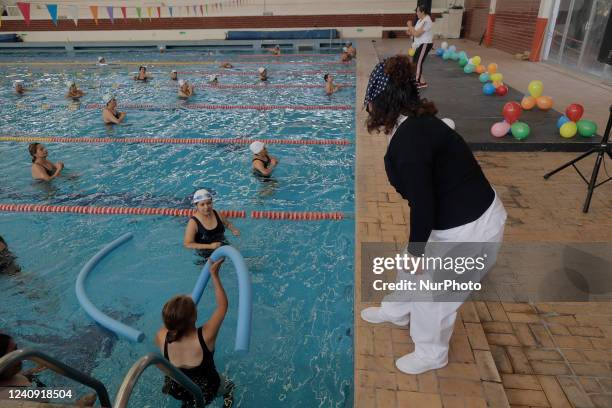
[441,41,449,50]
[441,118,455,130]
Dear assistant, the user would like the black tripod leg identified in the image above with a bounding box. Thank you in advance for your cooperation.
[543,149,596,179]
[582,152,604,213]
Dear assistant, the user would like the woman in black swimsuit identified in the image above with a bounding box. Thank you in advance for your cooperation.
[155,266,234,407]
[28,143,64,181]
[249,141,278,177]
[183,189,240,261]
[133,66,151,81]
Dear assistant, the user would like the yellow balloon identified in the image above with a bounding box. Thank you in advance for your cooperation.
[559,121,578,138]
[493,80,503,88]
[528,80,543,98]
[408,48,416,57]
[490,73,503,82]
[472,56,481,65]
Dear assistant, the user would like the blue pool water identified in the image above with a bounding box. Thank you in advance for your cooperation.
[0,49,354,407]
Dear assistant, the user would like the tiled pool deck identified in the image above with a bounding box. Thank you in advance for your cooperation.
[354,39,612,407]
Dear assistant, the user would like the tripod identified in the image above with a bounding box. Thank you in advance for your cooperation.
[544,105,612,213]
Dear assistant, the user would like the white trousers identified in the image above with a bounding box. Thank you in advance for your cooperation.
[381,193,507,364]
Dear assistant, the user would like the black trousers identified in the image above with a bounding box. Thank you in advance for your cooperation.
[413,43,433,83]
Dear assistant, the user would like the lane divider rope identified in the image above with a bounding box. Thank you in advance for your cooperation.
[0,60,353,67]
[0,204,345,221]
[11,103,353,111]
[177,70,354,76]
[0,136,351,146]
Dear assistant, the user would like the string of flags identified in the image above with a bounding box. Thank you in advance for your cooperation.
[12,1,252,26]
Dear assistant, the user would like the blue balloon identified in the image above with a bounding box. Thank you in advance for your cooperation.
[479,73,490,83]
[449,45,457,52]
[557,115,571,129]
[483,83,496,95]
[464,64,475,74]
[443,51,451,60]
[458,51,467,59]
[436,48,444,56]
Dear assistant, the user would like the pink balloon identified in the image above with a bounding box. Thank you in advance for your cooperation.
[491,121,510,138]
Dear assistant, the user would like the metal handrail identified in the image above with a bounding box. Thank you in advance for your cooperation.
[0,348,112,407]
[114,352,204,408]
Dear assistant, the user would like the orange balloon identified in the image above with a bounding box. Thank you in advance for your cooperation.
[487,63,498,74]
[492,80,503,88]
[536,95,553,110]
[475,64,486,74]
[521,96,536,110]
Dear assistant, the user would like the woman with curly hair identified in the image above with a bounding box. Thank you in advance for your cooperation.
[360,55,507,375]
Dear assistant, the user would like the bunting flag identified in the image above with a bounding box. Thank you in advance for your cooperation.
[136,7,142,21]
[168,6,173,17]
[107,6,114,24]
[147,6,152,20]
[156,6,161,18]
[46,4,58,26]
[90,6,98,24]
[121,6,127,22]
[17,2,31,26]
[70,5,78,26]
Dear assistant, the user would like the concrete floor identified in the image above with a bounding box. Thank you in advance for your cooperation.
[354,38,612,408]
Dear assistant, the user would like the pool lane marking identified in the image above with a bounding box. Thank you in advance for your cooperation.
[0,60,353,67]
[0,136,351,146]
[10,103,354,111]
[0,204,346,221]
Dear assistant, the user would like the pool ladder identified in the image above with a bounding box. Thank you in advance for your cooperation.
[0,349,205,407]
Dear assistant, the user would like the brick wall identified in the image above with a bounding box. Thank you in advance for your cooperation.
[463,0,490,42]
[0,14,414,32]
[491,0,540,54]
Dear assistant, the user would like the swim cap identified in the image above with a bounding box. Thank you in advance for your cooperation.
[13,80,24,85]
[178,79,186,86]
[208,74,217,81]
[97,56,104,62]
[171,70,177,73]
[103,94,115,104]
[342,47,348,52]
[66,80,75,87]
[258,67,266,74]
[192,189,213,204]
[249,141,265,154]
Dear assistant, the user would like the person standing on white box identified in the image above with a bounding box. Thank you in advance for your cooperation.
[361,56,507,375]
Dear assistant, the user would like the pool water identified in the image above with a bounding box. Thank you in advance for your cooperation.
[0,49,355,407]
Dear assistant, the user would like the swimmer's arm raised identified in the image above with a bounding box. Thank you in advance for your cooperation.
[202,258,227,350]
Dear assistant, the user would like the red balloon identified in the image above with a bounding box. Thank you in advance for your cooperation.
[565,103,584,122]
[495,85,509,96]
[502,101,522,124]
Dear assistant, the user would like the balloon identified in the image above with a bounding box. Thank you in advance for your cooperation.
[483,83,496,95]
[449,45,456,52]
[487,63,498,74]
[521,96,536,110]
[441,41,449,50]
[502,101,522,124]
[490,73,503,82]
[408,48,416,57]
[576,120,597,137]
[459,57,468,67]
[475,65,486,74]
[528,80,544,98]
[536,95,553,110]
[557,115,571,129]
[511,122,530,140]
[458,51,467,59]
[464,64,475,73]
[441,118,455,130]
[559,121,578,138]
[436,48,444,56]
[479,73,490,83]
[451,52,460,61]
[495,84,509,96]
[471,56,481,65]
[491,121,510,138]
[492,80,503,88]
[565,103,584,122]
[443,51,451,60]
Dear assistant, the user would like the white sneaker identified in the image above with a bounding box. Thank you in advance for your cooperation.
[395,352,447,375]
[360,307,410,326]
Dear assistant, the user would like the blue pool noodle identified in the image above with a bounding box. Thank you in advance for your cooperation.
[191,246,252,353]
[75,233,145,343]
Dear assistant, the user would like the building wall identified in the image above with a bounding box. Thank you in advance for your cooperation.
[463,0,489,42]
[490,0,540,54]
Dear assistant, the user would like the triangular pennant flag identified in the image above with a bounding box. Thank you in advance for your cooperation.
[147,6,152,20]
[136,7,142,21]
[121,6,127,21]
[156,6,161,18]
[70,5,78,26]
[168,6,173,17]
[17,2,31,26]
[90,6,98,25]
[107,7,114,24]
[46,4,58,26]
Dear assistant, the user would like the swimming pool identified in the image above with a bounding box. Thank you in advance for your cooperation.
[0,49,355,407]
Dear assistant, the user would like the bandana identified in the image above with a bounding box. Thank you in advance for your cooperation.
[364,61,390,106]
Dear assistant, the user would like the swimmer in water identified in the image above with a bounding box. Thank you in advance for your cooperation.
[97,56,107,65]
[66,81,85,99]
[159,45,166,54]
[134,66,152,81]
[102,94,126,124]
[170,70,178,81]
[0,236,21,275]
[208,74,219,85]
[341,47,352,62]
[324,73,342,95]
[178,79,195,98]
[346,42,356,58]
[219,62,233,69]
[271,45,281,56]
[258,67,268,82]
[28,143,64,181]
[14,80,25,95]
[183,189,240,262]
[250,141,278,177]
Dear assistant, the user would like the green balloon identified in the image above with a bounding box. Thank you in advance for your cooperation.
[459,57,468,67]
[577,120,597,137]
[511,122,530,140]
